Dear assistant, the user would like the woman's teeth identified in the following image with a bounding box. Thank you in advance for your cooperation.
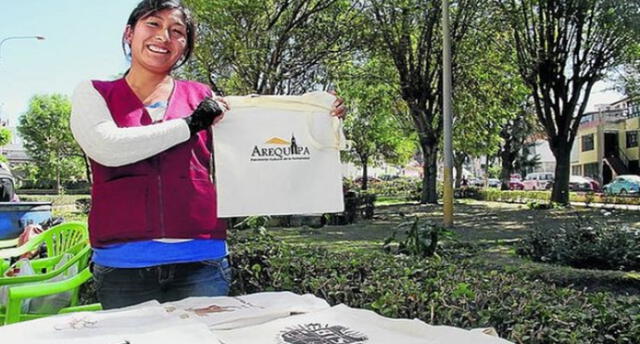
[148,45,169,54]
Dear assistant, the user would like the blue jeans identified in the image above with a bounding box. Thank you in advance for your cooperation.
[92,258,231,310]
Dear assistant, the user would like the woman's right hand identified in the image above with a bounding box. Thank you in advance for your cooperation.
[185,97,229,135]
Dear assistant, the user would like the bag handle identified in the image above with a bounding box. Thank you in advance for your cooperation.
[305,113,348,151]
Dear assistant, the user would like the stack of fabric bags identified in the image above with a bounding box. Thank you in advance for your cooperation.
[0,291,512,343]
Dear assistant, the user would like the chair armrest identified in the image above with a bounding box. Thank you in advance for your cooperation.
[0,238,19,249]
[4,268,93,324]
[58,302,102,314]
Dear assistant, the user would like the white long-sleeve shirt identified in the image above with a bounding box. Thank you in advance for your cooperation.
[70,80,191,167]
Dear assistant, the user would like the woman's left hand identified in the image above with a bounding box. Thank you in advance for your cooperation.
[328,90,346,119]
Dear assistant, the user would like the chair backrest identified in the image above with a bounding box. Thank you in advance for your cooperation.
[19,222,88,258]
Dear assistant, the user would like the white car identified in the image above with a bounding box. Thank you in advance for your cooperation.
[488,178,501,188]
[522,172,554,190]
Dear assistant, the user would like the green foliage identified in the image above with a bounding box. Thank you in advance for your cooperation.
[526,201,564,210]
[453,12,529,161]
[0,126,12,147]
[182,0,359,95]
[335,58,417,174]
[17,94,86,191]
[518,215,640,271]
[383,217,451,257]
[234,215,272,235]
[229,233,640,343]
[366,177,422,199]
[74,198,91,214]
[471,189,640,206]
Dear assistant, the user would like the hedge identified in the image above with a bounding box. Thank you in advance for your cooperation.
[473,189,640,206]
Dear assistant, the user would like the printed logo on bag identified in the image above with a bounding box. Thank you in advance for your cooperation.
[251,133,311,162]
[279,323,368,344]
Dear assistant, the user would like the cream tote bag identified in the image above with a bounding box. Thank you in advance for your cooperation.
[213,92,346,217]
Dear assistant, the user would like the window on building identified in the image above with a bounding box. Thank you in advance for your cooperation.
[571,165,582,176]
[581,134,594,152]
[626,130,638,148]
[584,162,599,181]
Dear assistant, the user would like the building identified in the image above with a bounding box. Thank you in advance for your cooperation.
[570,97,640,184]
[0,125,31,165]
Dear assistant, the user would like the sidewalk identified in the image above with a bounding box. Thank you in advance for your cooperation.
[571,201,640,211]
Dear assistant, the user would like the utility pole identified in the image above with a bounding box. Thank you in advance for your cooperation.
[442,0,454,227]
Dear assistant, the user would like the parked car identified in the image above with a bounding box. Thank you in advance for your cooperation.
[354,176,382,184]
[603,175,640,196]
[522,172,554,190]
[583,176,601,193]
[569,175,594,192]
[468,178,484,187]
[487,178,501,188]
[509,178,525,190]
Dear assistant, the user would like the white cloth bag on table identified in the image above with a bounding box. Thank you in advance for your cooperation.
[213,92,346,217]
[212,304,513,344]
[163,291,330,330]
[0,302,221,344]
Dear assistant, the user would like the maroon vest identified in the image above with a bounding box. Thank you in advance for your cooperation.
[88,78,225,247]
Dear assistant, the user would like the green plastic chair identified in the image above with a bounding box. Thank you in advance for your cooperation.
[0,222,97,325]
[0,243,100,325]
[0,221,89,276]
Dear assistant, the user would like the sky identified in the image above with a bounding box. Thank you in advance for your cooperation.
[0,1,627,129]
[0,1,140,127]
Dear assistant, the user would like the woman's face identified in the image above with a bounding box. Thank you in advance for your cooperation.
[125,8,188,74]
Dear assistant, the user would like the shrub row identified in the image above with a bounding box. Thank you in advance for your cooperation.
[518,215,640,271]
[355,177,422,200]
[229,233,640,343]
[472,189,640,206]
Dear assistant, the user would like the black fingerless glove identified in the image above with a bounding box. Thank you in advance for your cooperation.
[184,97,224,136]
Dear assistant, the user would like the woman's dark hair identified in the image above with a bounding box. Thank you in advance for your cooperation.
[122,0,196,70]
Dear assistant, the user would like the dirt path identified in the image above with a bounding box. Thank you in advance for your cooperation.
[270,199,640,249]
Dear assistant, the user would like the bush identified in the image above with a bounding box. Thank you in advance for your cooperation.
[75,197,91,214]
[518,215,640,271]
[230,232,640,343]
[366,177,421,200]
[467,189,640,206]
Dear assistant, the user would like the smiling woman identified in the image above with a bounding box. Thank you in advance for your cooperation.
[69,0,345,311]
[69,0,231,310]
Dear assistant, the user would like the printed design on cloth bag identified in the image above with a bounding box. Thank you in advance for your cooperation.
[185,304,240,316]
[53,316,98,331]
[278,323,368,344]
[251,133,311,162]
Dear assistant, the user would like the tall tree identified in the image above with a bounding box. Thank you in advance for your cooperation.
[18,95,86,192]
[0,127,11,163]
[363,0,479,203]
[499,109,539,189]
[452,17,529,187]
[336,58,416,190]
[499,0,640,204]
[615,43,640,98]
[182,0,360,95]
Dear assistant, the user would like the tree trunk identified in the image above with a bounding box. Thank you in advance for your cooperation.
[420,143,438,204]
[454,158,464,188]
[361,159,368,191]
[550,144,571,205]
[83,153,92,184]
[56,168,61,195]
[500,149,515,191]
